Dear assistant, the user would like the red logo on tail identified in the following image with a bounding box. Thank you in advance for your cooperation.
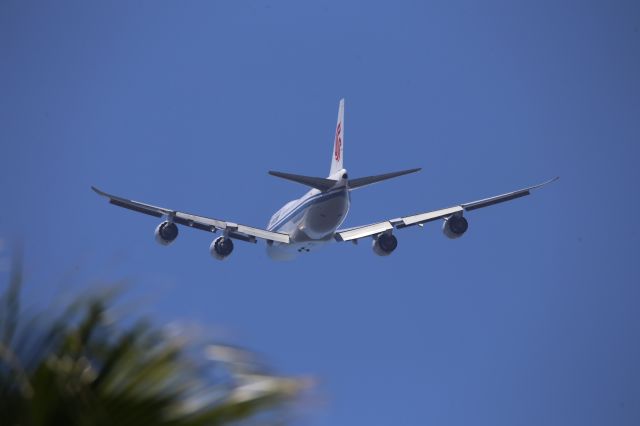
[334,122,342,161]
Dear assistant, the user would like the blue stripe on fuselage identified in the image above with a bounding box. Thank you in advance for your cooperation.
[268,188,348,232]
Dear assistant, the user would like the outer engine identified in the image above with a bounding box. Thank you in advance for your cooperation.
[372,233,398,256]
[442,215,468,239]
[155,221,179,245]
[210,236,234,260]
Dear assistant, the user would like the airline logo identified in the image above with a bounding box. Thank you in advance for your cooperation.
[334,122,342,161]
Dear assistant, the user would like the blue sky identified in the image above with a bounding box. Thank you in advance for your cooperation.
[1,1,639,424]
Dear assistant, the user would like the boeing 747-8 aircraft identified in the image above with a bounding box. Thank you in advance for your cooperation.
[93,99,557,261]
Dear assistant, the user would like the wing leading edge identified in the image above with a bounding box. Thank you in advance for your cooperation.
[91,186,290,244]
[334,177,559,242]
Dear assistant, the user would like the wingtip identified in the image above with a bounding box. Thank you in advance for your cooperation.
[532,176,560,191]
[91,186,106,196]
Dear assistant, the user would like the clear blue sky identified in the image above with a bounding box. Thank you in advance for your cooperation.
[1,1,639,425]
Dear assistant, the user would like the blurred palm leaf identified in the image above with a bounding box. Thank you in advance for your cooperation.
[0,259,306,426]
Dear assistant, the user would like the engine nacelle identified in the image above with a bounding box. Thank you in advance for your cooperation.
[155,221,179,245]
[372,233,398,256]
[442,215,468,239]
[210,236,234,261]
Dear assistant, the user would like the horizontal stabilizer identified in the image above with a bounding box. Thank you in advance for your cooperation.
[269,171,337,191]
[348,168,421,189]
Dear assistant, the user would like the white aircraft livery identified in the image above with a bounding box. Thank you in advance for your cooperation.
[93,99,558,261]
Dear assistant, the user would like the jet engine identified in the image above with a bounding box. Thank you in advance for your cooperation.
[155,221,179,245]
[210,236,234,260]
[442,215,468,239]
[372,233,398,256]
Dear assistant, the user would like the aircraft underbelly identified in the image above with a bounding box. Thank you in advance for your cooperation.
[265,190,349,260]
[302,193,349,239]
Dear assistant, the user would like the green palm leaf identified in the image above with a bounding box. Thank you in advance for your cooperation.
[0,259,307,426]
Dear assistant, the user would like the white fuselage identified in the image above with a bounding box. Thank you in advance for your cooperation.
[266,169,350,260]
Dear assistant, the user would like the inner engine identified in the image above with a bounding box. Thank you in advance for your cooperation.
[442,215,468,239]
[372,233,398,256]
[210,236,234,260]
[155,221,179,245]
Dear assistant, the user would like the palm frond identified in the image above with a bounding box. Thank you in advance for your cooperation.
[0,260,308,426]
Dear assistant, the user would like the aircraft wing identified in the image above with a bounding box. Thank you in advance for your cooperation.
[334,177,558,242]
[92,186,291,244]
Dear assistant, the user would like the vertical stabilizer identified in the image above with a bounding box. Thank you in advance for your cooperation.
[330,99,345,176]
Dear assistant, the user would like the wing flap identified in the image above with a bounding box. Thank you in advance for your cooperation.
[398,206,463,228]
[334,221,394,242]
[237,225,290,243]
[109,198,164,217]
[93,186,169,217]
[175,212,226,230]
[461,177,558,211]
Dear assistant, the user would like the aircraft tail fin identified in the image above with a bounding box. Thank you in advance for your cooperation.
[330,99,345,176]
[269,170,337,191]
[348,168,421,190]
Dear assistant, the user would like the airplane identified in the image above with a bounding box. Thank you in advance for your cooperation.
[92,99,558,261]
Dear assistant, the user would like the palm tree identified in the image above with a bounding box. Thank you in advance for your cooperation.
[0,258,307,426]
